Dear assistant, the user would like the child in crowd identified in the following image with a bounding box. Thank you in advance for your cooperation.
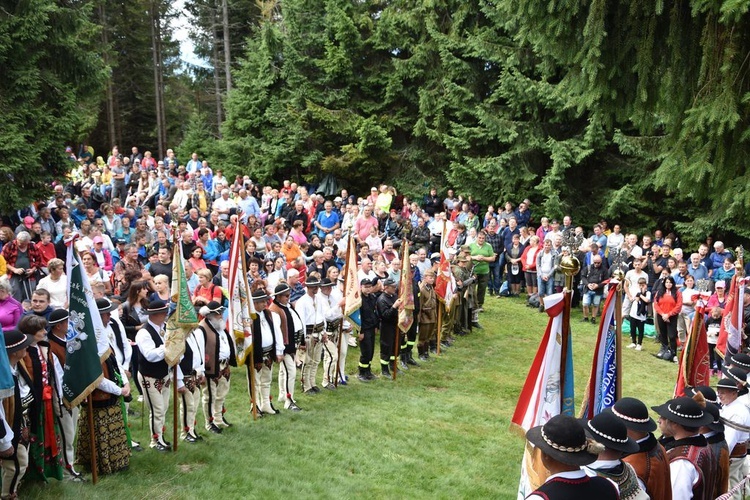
[706,306,723,375]
[627,278,650,351]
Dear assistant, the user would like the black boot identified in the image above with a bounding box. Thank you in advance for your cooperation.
[366,367,377,380]
[418,345,430,362]
[657,345,666,358]
[399,353,409,371]
[429,340,437,354]
[406,351,420,366]
[381,363,391,378]
[358,366,370,382]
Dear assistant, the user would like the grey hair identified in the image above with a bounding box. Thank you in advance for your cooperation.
[0,277,12,294]
[16,231,31,242]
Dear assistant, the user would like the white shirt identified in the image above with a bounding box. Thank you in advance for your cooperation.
[259,310,284,356]
[37,275,68,308]
[322,289,343,323]
[107,316,132,369]
[295,292,326,328]
[185,329,206,377]
[0,403,13,452]
[280,302,304,335]
[721,397,750,452]
[670,455,700,499]
[135,320,183,387]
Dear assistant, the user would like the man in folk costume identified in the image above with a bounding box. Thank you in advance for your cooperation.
[581,409,649,499]
[357,279,379,382]
[652,395,716,500]
[196,301,234,434]
[179,306,207,443]
[717,377,750,500]
[17,314,64,481]
[2,330,35,500]
[687,386,729,499]
[269,283,303,411]
[334,275,353,384]
[98,299,142,452]
[251,289,284,416]
[613,397,672,500]
[376,278,401,378]
[46,309,85,480]
[75,298,131,475]
[525,414,619,499]
[319,278,340,389]
[296,274,326,394]
[417,269,437,362]
[135,299,185,451]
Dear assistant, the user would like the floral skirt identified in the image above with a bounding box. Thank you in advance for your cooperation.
[76,403,130,475]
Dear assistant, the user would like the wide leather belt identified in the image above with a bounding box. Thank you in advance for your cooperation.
[731,442,747,458]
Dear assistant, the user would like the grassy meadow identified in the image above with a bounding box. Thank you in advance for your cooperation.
[24,294,684,499]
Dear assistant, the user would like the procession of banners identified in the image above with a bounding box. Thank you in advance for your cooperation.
[510,271,748,498]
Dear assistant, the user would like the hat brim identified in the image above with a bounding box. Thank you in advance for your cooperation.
[6,335,33,354]
[48,314,70,325]
[580,419,640,454]
[651,403,714,428]
[98,303,116,313]
[610,409,657,433]
[525,426,598,466]
[252,294,269,302]
[145,306,169,315]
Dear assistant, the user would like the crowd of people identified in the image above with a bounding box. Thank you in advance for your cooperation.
[525,352,750,500]
[0,145,747,497]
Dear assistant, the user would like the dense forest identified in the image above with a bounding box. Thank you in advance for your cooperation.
[1,0,749,244]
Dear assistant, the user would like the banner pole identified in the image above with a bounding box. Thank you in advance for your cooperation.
[172,369,178,451]
[615,277,623,401]
[87,397,98,484]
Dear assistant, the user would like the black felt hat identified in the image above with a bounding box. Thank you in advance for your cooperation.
[145,299,169,315]
[651,396,713,428]
[4,330,33,354]
[48,308,70,325]
[610,397,657,433]
[722,366,748,387]
[704,402,725,433]
[96,297,116,313]
[730,353,750,371]
[251,289,269,301]
[686,386,719,406]
[525,415,600,466]
[580,409,639,454]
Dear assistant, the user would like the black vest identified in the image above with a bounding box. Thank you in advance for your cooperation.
[252,310,279,365]
[529,474,619,500]
[138,323,169,379]
[179,340,194,375]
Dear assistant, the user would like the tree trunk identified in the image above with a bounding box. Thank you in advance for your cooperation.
[150,0,164,158]
[212,3,223,131]
[100,4,116,149]
[222,0,232,93]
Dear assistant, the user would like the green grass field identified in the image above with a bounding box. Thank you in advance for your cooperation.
[24,294,685,499]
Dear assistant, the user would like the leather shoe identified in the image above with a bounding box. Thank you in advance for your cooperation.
[304,388,318,395]
[286,402,302,412]
[261,405,279,415]
[217,416,232,427]
[208,423,223,434]
[192,433,204,441]
[472,322,482,329]
[357,374,370,382]
[131,442,143,452]
[323,384,336,391]
[152,442,171,452]
[184,434,198,444]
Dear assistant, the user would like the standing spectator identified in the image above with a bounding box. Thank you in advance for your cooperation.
[654,276,682,362]
[469,231,495,314]
[713,257,736,284]
[627,278,650,351]
[504,233,525,297]
[710,241,732,272]
[580,255,606,323]
[536,238,558,308]
[520,236,541,299]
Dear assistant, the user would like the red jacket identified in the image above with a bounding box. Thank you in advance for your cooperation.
[654,292,682,317]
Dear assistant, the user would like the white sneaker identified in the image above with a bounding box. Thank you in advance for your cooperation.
[635,344,643,351]
[626,343,636,349]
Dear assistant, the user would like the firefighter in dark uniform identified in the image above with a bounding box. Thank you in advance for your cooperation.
[376,278,401,378]
[399,260,421,369]
[357,279,379,382]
